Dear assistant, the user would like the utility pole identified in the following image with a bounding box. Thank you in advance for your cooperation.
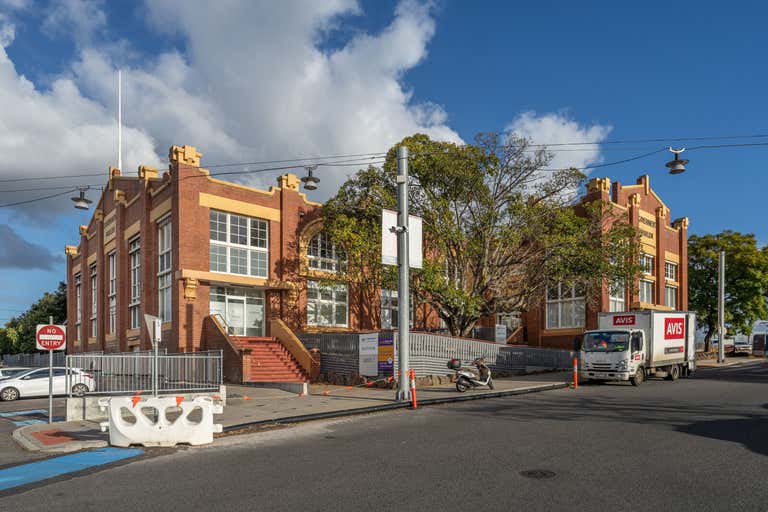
[718,250,726,363]
[395,145,411,401]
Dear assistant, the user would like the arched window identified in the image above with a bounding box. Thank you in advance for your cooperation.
[307,232,346,273]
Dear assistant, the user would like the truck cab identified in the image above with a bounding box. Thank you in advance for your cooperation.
[580,329,645,384]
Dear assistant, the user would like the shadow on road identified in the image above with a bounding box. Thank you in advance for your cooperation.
[678,414,768,457]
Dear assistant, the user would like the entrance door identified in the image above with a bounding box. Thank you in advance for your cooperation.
[226,296,246,336]
[211,286,265,337]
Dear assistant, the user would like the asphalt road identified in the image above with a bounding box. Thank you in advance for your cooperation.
[2,362,768,511]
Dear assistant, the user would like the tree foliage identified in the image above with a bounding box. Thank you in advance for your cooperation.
[323,133,641,337]
[0,282,67,354]
[688,231,768,351]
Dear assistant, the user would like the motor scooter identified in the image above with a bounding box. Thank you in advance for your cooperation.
[447,357,494,392]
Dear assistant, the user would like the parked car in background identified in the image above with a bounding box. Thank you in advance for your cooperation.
[733,338,753,356]
[0,367,94,401]
[0,367,31,380]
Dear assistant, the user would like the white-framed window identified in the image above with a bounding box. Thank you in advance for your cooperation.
[665,285,677,309]
[381,289,415,329]
[129,237,141,329]
[75,273,82,341]
[664,261,678,282]
[90,263,97,337]
[209,210,269,278]
[640,279,654,304]
[308,232,346,273]
[609,281,625,312]
[545,283,585,329]
[108,252,117,333]
[640,254,654,275]
[209,286,265,336]
[158,217,172,323]
[307,280,348,327]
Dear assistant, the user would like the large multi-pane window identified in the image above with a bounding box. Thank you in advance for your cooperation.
[664,261,678,282]
[209,211,268,278]
[640,254,654,275]
[108,252,116,333]
[74,273,82,341]
[640,279,654,304]
[307,280,348,327]
[609,282,625,312]
[545,283,585,329]
[665,285,677,309]
[129,237,141,329]
[90,263,97,337]
[158,218,172,323]
[308,232,346,273]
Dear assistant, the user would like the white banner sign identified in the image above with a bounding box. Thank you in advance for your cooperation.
[359,333,379,377]
[381,209,423,269]
[495,324,508,344]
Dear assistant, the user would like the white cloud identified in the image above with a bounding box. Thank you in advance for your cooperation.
[41,0,107,46]
[0,21,160,214]
[505,111,612,172]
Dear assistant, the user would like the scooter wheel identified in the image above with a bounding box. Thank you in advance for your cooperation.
[456,378,470,392]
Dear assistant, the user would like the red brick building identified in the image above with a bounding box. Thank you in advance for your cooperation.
[521,175,689,349]
[65,145,413,355]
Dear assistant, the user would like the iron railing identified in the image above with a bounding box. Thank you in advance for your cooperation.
[1,351,68,368]
[66,350,223,396]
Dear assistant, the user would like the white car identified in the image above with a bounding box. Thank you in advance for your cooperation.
[0,367,95,401]
[0,367,30,379]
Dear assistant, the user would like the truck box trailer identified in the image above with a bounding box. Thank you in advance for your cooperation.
[580,311,696,386]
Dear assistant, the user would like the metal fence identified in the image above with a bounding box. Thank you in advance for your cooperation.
[1,352,67,367]
[298,331,573,378]
[66,350,223,396]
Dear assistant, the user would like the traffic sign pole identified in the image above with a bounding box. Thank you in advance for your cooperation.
[48,316,53,424]
[35,319,66,424]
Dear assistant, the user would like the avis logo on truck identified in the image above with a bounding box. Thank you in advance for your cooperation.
[664,317,685,340]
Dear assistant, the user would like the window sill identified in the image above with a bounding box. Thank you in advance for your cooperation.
[542,328,585,336]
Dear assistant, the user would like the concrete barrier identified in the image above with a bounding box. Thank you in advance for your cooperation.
[66,386,226,422]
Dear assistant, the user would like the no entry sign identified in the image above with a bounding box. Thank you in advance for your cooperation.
[36,324,66,351]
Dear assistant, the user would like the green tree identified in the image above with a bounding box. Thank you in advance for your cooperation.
[0,282,67,354]
[323,133,641,337]
[688,231,768,351]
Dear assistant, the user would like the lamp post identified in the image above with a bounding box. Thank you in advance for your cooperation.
[70,186,92,210]
[665,147,688,175]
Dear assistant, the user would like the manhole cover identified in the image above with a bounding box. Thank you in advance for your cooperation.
[520,469,556,479]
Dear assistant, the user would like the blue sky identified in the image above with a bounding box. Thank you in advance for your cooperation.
[0,0,766,323]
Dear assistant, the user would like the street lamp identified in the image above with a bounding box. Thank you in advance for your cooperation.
[665,147,688,175]
[301,165,320,191]
[70,186,93,210]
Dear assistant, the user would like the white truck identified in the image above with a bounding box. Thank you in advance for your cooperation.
[580,311,696,386]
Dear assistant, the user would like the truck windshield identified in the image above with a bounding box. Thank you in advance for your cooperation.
[583,331,630,352]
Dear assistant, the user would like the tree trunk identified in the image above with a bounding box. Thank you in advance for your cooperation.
[704,325,715,353]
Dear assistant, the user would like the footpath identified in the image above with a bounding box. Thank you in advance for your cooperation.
[7,371,570,457]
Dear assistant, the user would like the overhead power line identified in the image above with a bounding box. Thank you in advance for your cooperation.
[0,189,76,208]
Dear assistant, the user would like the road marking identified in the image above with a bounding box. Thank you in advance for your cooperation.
[0,447,144,491]
[0,409,47,417]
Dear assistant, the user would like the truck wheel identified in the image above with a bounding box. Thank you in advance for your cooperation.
[665,364,680,381]
[630,368,644,387]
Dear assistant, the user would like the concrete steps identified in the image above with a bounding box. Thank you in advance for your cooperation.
[233,337,309,383]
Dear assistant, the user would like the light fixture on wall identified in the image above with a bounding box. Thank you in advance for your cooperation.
[301,165,320,191]
[665,147,688,175]
[71,186,93,210]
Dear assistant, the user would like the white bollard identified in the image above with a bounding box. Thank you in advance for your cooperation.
[99,395,223,447]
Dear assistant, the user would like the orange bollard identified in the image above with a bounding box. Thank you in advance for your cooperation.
[409,368,418,409]
[573,357,579,389]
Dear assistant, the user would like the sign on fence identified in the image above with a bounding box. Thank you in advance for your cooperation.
[359,333,379,377]
[494,324,507,344]
[378,333,394,374]
[381,209,423,269]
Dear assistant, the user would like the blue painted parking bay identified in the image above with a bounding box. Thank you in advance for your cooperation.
[0,448,144,491]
